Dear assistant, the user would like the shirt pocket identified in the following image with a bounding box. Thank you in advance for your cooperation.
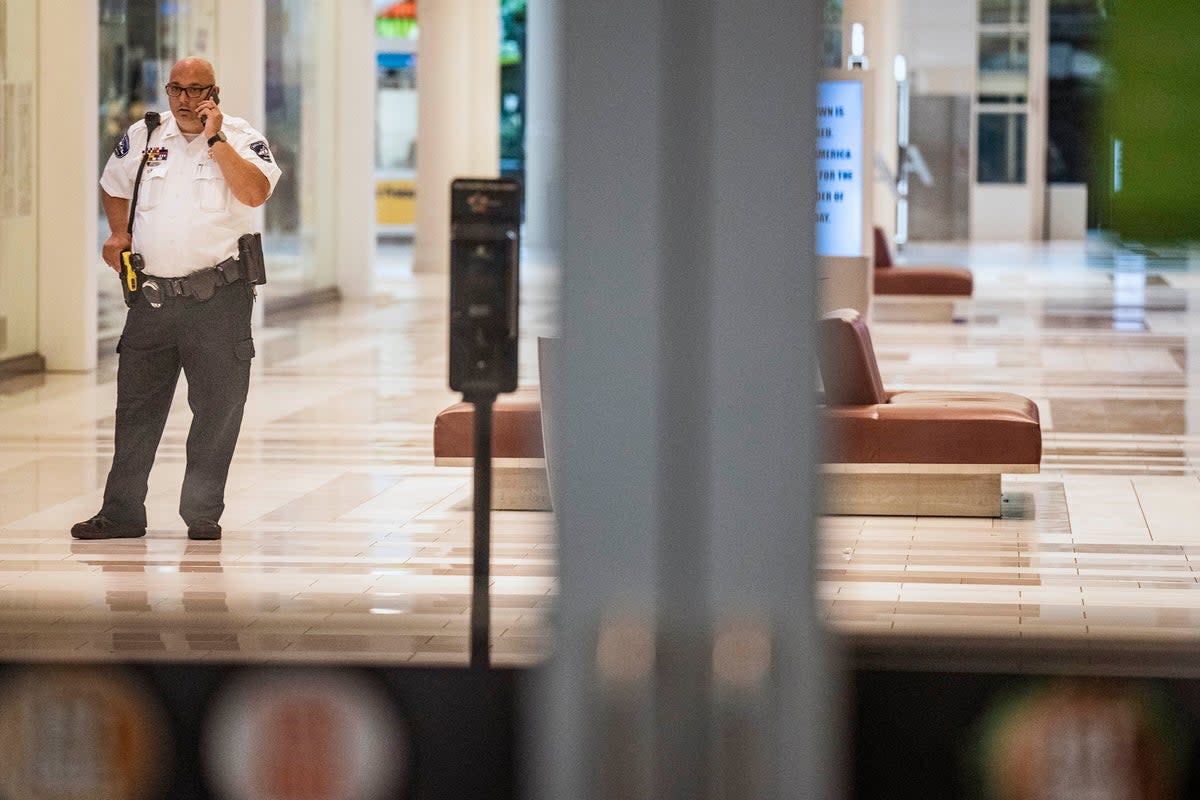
[138,168,166,210]
[194,161,228,212]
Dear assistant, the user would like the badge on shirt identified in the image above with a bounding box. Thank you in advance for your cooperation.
[146,147,169,164]
[249,141,273,163]
[114,133,130,158]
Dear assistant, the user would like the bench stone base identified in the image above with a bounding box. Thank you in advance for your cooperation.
[493,466,551,511]
[437,458,551,511]
[871,297,958,324]
[822,464,1038,517]
[824,472,1000,517]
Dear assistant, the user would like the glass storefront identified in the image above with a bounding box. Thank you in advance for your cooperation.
[823,0,843,69]
[980,0,1030,24]
[373,0,525,237]
[499,0,525,177]
[975,0,1032,185]
[978,30,1030,103]
[376,0,417,236]
[264,0,324,299]
[978,111,1028,183]
[97,0,217,340]
[0,0,39,364]
[99,0,217,183]
[1047,0,1106,227]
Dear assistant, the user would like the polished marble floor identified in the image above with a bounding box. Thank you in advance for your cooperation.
[5,237,1200,664]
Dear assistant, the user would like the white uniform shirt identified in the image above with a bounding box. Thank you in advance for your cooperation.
[100,112,283,278]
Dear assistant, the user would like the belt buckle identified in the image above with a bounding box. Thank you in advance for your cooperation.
[141,279,164,309]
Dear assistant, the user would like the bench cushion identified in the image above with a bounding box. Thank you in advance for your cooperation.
[873,226,973,296]
[874,266,973,296]
[434,395,544,460]
[823,391,1041,465]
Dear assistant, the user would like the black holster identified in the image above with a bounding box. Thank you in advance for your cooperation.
[237,232,267,285]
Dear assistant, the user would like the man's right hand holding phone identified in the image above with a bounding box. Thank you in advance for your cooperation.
[198,86,222,140]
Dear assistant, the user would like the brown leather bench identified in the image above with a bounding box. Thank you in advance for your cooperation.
[433,393,550,510]
[873,226,973,296]
[435,313,1041,517]
[819,308,1040,516]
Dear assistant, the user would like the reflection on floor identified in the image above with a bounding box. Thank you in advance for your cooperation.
[6,237,1200,663]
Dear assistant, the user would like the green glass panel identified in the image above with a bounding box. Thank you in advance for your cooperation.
[1104,0,1200,240]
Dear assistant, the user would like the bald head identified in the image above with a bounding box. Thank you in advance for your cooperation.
[170,57,216,85]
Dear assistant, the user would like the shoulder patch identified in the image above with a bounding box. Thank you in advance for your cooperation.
[249,140,273,163]
[114,133,130,158]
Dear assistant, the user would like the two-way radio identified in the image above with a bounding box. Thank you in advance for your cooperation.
[119,111,161,308]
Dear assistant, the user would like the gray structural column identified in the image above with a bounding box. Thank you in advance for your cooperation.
[535,0,831,797]
[707,0,835,795]
[536,0,663,790]
[523,0,563,261]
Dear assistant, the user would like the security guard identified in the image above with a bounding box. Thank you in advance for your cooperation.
[72,57,282,541]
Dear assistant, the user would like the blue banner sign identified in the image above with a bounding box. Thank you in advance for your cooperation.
[816,80,865,257]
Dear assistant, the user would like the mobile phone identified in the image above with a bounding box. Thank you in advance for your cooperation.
[201,86,219,125]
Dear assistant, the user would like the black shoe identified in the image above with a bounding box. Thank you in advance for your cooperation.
[70,515,146,540]
[187,519,222,540]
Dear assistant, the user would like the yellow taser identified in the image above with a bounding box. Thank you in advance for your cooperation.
[121,250,138,292]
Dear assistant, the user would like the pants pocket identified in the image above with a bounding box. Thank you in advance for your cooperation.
[234,338,256,361]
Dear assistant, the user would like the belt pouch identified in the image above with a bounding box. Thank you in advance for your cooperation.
[188,269,219,301]
[238,232,267,285]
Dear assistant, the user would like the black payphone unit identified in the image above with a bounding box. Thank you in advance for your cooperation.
[448,178,521,669]
[449,178,521,396]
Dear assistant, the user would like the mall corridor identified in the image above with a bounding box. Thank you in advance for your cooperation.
[5,240,1200,662]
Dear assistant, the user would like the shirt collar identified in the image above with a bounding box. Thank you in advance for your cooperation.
[157,112,181,141]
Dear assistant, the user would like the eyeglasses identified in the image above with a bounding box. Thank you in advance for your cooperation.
[164,83,214,99]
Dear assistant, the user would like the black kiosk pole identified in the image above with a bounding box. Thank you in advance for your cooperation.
[448,178,521,670]
[468,394,494,668]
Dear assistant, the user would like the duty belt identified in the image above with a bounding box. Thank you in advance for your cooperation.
[140,257,246,308]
